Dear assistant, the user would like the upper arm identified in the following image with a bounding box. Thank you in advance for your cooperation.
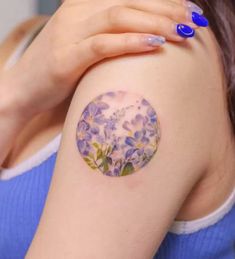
[26,28,223,259]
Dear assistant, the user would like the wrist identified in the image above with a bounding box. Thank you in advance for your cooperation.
[0,68,36,123]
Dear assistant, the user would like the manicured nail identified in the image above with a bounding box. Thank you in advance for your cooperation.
[191,12,209,27]
[145,35,166,47]
[185,1,203,15]
[176,24,195,38]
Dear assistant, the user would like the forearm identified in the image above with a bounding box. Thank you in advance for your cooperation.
[0,72,32,166]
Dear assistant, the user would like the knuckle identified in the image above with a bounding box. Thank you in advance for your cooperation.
[90,36,108,57]
[107,5,124,26]
[156,15,171,29]
[118,0,127,5]
[167,3,187,21]
[50,50,61,73]
[172,6,187,20]
[122,0,134,6]
[49,49,68,82]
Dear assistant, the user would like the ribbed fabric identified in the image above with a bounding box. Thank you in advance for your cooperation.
[0,151,234,259]
[0,153,57,259]
[154,206,235,259]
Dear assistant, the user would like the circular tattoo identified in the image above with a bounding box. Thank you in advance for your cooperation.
[76,91,161,177]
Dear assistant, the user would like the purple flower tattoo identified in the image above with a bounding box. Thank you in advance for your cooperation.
[76,91,161,176]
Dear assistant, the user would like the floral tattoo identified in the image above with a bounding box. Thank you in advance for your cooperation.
[76,91,161,177]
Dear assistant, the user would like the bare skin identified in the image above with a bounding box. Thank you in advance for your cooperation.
[1,20,235,223]
[0,2,235,256]
[1,0,197,168]
[0,16,68,169]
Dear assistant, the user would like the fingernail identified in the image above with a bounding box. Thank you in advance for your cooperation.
[176,24,195,38]
[191,12,209,27]
[145,35,166,47]
[185,1,203,15]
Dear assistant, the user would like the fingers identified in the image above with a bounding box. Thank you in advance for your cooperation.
[83,0,208,42]
[170,0,186,5]
[72,33,166,71]
[85,6,187,42]
[122,0,192,27]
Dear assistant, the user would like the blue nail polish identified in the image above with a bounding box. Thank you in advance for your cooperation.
[192,12,209,27]
[176,24,195,38]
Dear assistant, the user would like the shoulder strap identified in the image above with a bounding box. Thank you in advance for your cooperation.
[0,16,49,70]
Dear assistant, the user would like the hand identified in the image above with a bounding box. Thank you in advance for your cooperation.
[1,0,205,120]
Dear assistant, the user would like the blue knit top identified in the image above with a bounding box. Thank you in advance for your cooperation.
[0,133,234,259]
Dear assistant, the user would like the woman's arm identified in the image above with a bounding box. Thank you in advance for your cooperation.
[26,26,222,258]
[0,75,33,166]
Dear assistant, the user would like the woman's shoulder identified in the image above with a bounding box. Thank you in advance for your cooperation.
[23,25,234,258]
[70,26,235,221]
[86,27,223,105]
